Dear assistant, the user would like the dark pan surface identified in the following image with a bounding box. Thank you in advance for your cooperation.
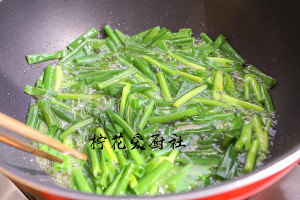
[0,0,299,198]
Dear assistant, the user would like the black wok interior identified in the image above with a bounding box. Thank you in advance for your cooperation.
[0,0,299,198]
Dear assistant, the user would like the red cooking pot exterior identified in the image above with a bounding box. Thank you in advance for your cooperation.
[38,149,300,200]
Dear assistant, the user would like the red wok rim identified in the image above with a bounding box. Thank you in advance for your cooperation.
[0,147,299,200]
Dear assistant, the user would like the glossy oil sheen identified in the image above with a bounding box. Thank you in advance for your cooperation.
[0,0,299,197]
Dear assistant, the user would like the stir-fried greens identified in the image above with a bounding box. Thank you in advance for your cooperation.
[24,25,276,196]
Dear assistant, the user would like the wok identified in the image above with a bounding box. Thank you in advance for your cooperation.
[0,0,299,199]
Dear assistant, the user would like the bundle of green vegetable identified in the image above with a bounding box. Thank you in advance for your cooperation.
[25,25,276,196]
